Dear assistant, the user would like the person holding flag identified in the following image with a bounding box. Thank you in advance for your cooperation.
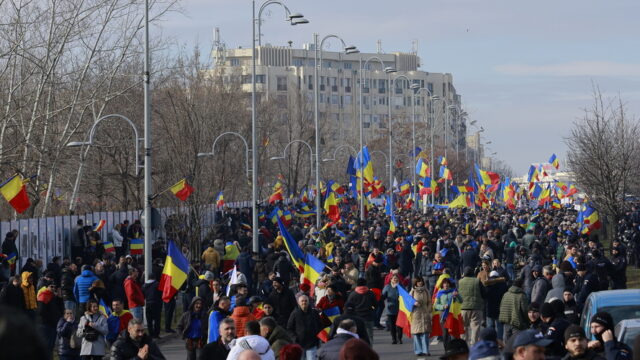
[433,277,464,347]
[409,276,433,357]
[382,274,403,344]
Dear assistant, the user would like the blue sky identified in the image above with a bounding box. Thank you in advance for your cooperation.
[159,0,640,175]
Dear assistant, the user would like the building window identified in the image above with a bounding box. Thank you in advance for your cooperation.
[293,58,304,67]
[344,62,352,70]
[323,61,332,68]
[276,76,287,91]
[230,58,240,66]
[428,82,434,94]
[344,95,352,105]
[331,94,339,105]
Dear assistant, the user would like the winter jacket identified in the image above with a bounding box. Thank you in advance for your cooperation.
[60,267,76,302]
[365,264,384,289]
[327,313,370,344]
[531,276,551,305]
[286,306,321,350]
[201,247,221,270]
[177,297,208,341]
[110,328,165,360]
[433,290,462,312]
[106,310,133,343]
[458,276,484,310]
[266,325,293,359]
[485,279,508,319]
[124,276,144,309]
[109,266,128,302]
[0,281,25,310]
[56,318,80,357]
[194,278,213,310]
[545,273,566,303]
[77,312,109,356]
[382,284,399,315]
[268,288,297,328]
[344,286,376,320]
[576,272,599,310]
[561,349,605,360]
[230,305,256,338]
[316,333,356,360]
[21,271,36,310]
[73,269,99,304]
[142,280,162,305]
[499,285,529,330]
[409,286,432,334]
[37,288,64,327]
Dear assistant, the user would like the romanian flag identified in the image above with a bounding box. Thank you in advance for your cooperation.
[0,174,30,213]
[527,165,540,183]
[396,284,416,338]
[303,252,327,296]
[438,156,448,166]
[324,242,335,263]
[170,178,194,201]
[388,214,398,234]
[328,181,346,195]
[99,298,111,317]
[439,289,465,338]
[398,181,411,196]
[475,164,500,185]
[355,146,374,184]
[215,192,224,207]
[277,218,305,272]
[439,166,452,181]
[579,203,601,234]
[269,181,284,204]
[6,252,17,265]
[93,220,106,232]
[448,194,471,208]
[130,238,144,255]
[416,158,429,178]
[549,153,560,169]
[346,156,356,176]
[335,230,346,241]
[103,241,115,253]
[317,306,342,342]
[324,188,340,223]
[159,240,190,302]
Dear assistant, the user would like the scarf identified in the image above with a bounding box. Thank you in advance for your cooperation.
[336,328,359,339]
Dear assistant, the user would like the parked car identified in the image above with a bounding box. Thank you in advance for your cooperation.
[615,319,640,348]
[580,290,640,339]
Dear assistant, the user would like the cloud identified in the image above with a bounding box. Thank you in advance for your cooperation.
[494,61,640,77]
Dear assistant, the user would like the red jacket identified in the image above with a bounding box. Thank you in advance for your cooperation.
[317,295,345,312]
[124,277,145,308]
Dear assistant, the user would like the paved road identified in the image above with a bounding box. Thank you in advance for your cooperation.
[159,329,446,360]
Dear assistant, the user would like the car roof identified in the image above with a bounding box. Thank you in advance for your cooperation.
[589,290,640,308]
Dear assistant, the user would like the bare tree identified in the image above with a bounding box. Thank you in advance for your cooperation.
[565,89,640,241]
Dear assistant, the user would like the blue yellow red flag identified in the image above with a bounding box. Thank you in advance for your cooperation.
[159,240,190,302]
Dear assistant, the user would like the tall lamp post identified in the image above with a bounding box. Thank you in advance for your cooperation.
[269,140,315,197]
[448,104,467,162]
[252,0,308,252]
[358,56,393,221]
[314,33,358,229]
[410,85,433,210]
[387,73,411,215]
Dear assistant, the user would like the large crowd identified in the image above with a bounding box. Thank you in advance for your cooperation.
[1,201,639,360]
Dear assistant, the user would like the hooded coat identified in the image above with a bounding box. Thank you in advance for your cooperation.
[266,325,293,359]
[73,269,98,304]
[545,273,566,303]
[76,311,109,356]
[0,280,25,310]
[177,296,208,341]
[21,271,37,310]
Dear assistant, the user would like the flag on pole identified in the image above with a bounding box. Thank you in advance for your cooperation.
[215,191,224,208]
[158,240,190,302]
[170,178,194,201]
[0,174,30,213]
[396,285,416,338]
[130,238,144,255]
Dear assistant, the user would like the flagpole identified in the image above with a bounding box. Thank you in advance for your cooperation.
[143,0,153,281]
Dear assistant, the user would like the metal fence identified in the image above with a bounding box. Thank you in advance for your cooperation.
[2,200,255,269]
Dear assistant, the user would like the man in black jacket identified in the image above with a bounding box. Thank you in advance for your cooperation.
[287,295,321,359]
[327,303,370,344]
[142,273,163,338]
[317,319,359,360]
[199,318,236,360]
[268,277,297,328]
[60,263,77,311]
[111,318,165,360]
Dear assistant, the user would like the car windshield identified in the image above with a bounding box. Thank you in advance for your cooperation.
[600,305,640,326]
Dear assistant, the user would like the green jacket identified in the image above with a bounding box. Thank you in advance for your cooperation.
[267,325,293,360]
[457,276,484,310]
[499,286,529,330]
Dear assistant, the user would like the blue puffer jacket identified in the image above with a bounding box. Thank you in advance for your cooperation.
[73,269,98,304]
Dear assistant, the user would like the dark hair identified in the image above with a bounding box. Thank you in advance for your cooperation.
[259,317,277,330]
[338,319,356,331]
[245,320,260,335]
[513,277,524,288]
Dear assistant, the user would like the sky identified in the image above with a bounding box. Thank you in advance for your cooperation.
[158,0,640,176]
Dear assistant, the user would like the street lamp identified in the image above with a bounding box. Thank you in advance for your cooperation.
[388,73,411,214]
[322,144,357,162]
[66,114,143,214]
[410,84,434,210]
[257,5,308,46]
[252,0,308,252]
[270,140,315,217]
[197,132,251,179]
[358,55,388,221]
[448,104,467,162]
[314,33,358,229]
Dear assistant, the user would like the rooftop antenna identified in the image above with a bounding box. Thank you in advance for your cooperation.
[412,39,418,54]
[213,27,227,66]
[377,39,382,54]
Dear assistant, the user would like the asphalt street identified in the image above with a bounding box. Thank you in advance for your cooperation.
[159,329,446,360]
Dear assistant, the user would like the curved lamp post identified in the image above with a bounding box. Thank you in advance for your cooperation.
[387,74,412,215]
[67,114,143,214]
[197,131,251,178]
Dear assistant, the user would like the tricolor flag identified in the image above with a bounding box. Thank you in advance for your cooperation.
[277,218,305,272]
[170,178,194,201]
[549,153,560,169]
[317,306,341,342]
[6,252,17,265]
[396,285,416,338]
[130,238,144,256]
[398,181,411,196]
[99,298,112,317]
[303,252,327,296]
[159,240,190,302]
[415,158,429,178]
[103,241,115,253]
[323,188,340,223]
[269,181,284,204]
[448,194,471,208]
[355,146,374,184]
[475,164,500,185]
[0,174,30,213]
[93,220,106,232]
[215,191,224,208]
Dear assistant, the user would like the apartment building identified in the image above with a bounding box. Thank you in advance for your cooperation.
[214,44,465,153]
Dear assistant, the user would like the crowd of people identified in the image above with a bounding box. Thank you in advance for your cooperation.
[1,201,640,360]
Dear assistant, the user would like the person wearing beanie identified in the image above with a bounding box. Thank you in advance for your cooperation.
[531,265,552,306]
[194,271,214,310]
[562,289,580,325]
[267,277,297,328]
[338,338,379,360]
[540,300,571,358]
[528,302,544,332]
[589,312,632,360]
[563,324,605,360]
[344,278,376,343]
[575,264,598,311]
[458,266,485,345]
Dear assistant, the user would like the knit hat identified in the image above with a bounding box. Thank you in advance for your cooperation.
[339,338,379,360]
[540,303,555,318]
[591,312,614,330]
[564,324,586,342]
[528,302,540,312]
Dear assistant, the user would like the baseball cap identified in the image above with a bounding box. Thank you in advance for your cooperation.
[513,329,553,348]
